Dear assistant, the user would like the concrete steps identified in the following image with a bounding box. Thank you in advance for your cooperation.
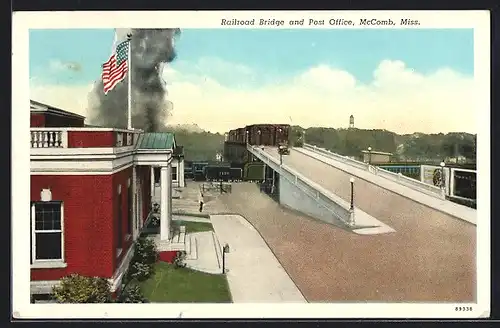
[185,234,198,260]
[168,226,186,250]
[184,231,222,275]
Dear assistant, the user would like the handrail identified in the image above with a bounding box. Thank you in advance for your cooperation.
[303,143,443,199]
[248,145,353,226]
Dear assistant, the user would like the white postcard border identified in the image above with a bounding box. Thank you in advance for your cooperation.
[12,10,490,319]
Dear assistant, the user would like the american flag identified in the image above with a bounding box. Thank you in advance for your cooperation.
[102,39,130,95]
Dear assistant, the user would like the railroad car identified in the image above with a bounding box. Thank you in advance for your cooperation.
[227,124,291,147]
[243,124,291,146]
[244,162,266,182]
[192,162,209,181]
[203,164,243,182]
[204,165,231,182]
[230,167,243,181]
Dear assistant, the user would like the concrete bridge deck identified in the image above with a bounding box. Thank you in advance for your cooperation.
[255,145,476,225]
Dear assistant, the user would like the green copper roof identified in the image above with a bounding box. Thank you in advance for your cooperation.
[137,132,175,150]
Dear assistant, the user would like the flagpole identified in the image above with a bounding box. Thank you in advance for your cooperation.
[127,33,132,130]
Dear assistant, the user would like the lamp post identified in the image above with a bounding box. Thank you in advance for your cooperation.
[246,131,249,144]
[349,177,356,226]
[278,146,284,165]
[440,161,446,197]
[349,177,355,211]
[368,146,372,165]
[222,243,230,274]
[257,129,261,145]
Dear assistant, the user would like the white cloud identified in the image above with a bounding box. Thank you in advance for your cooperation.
[30,82,94,121]
[49,59,82,72]
[29,59,476,134]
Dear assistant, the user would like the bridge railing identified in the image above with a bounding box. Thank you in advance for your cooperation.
[304,144,369,170]
[303,143,444,199]
[248,145,355,226]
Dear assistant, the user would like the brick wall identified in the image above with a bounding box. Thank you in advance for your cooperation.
[68,131,115,148]
[112,167,134,270]
[30,112,85,128]
[30,165,152,282]
[30,175,115,280]
[30,114,45,127]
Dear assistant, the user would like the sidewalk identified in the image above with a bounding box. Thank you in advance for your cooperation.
[210,214,307,303]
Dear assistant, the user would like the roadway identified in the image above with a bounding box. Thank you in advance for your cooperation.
[227,146,476,301]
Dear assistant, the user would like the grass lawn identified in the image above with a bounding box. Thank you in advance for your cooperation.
[143,220,213,235]
[175,220,213,233]
[140,262,232,303]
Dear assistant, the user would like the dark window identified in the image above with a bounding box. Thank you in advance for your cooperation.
[154,168,160,184]
[31,201,63,261]
[172,168,177,181]
[127,183,132,235]
[117,190,122,250]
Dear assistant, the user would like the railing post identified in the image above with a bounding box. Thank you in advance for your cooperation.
[61,130,68,148]
[42,131,49,148]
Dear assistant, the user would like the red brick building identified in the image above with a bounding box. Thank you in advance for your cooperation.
[29,100,185,297]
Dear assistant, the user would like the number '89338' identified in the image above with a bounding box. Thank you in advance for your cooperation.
[455,306,473,311]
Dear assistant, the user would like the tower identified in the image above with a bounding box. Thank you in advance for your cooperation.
[349,115,354,129]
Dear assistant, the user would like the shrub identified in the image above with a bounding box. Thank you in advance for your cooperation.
[116,282,148,303]
[133,236,159,266]
[173,251,187,269]
[52,274,112,303]
[149,215,160,227]
[124,236,159,282]
[128,261,155,282]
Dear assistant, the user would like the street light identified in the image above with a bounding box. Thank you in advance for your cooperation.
[257,129,261,145]
[246,131,249,144]
[222,243,230,274]
[367,146,372,165]
[349,177,355,211]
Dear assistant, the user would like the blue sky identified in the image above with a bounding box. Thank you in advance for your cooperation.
[29,28,476,134]
[30,28,474,86]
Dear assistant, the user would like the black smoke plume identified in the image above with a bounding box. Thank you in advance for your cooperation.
[88,28,180,131]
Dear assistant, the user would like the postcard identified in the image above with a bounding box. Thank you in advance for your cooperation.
[12,10,490,319]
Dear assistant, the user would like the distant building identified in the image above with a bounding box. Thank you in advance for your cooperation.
[349,115,355,129]
[361,149,393,164]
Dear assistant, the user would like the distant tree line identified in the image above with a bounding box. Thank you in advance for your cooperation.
[289,126,476,163]
[166,125,476,164]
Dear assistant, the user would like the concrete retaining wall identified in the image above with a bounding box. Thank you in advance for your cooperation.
[278,174,346,226]
[248,145,352,226]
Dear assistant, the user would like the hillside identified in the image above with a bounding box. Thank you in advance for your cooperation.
[165,127,224,161]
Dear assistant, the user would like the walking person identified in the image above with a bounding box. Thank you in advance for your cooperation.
[198,191,205,213]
